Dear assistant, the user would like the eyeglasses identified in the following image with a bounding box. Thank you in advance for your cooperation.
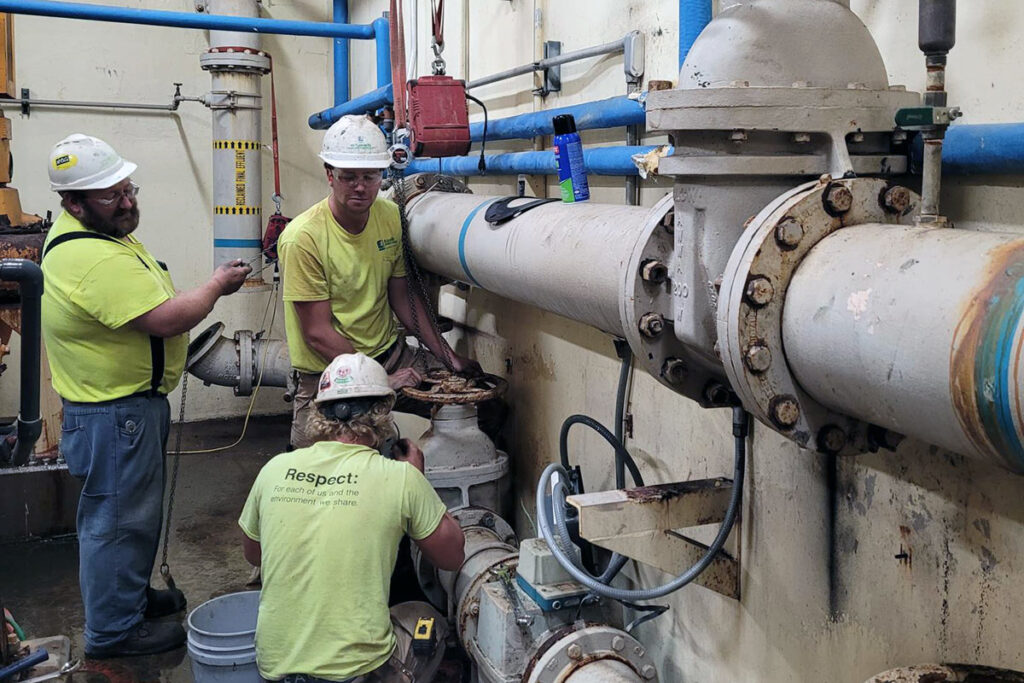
[90,182,140,206]
[331,170,383,188]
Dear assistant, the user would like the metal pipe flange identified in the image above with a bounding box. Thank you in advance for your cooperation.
[717,176,919,454]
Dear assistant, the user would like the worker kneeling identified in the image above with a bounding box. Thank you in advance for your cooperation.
[239,353,465,682]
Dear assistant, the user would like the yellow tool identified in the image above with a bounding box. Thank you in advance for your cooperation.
[411,617,436,657]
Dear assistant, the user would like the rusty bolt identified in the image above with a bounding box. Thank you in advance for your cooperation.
[774,217,804,249]
[469,602,480,616]
[793,132,811,143]
[882,186,912,215]
[415,176,426,188]
[819,425,847,454]
[744,276,775,307]
[638,313,665,338]
[744,344,772,373]
[660,211,675,233]
[770,395,800,428]
[640,259,668,284]
[825,185,854,214]
[648,79,673,91]
[661,358,686,385]
[611,636,625,652]
[642,665,657,680]
[567,644,583,660]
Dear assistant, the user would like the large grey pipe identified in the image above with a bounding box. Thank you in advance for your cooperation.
[0,259,42,465]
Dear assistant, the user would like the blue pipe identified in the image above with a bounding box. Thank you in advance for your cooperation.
[913,124,1024,175]
[406,145,672,176]
[469,95,645,142]
[333,0,350,106]
[0,0,376,38]
[309,83,394,129]
[373,16,392,90]
[679,0,712,67]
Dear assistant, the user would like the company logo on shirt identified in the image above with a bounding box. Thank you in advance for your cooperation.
[376,237,397,252]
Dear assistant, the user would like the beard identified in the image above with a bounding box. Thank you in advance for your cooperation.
[78,201,140,238]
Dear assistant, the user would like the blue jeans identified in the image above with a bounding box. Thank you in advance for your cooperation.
[61,394,170,650]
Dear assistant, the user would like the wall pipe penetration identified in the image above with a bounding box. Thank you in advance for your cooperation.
[0,260,43,466]
[0,0,378,38]
[405,145,671,177]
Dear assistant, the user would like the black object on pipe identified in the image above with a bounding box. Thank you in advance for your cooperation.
[919,0,956,55]
[612,338,632,489]
[0,259,43,466]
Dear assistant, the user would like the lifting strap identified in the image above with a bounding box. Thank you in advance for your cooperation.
[42,231,165,396]
[389,0,409,130]
[484,197,558,226]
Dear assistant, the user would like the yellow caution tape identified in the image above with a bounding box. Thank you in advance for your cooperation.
[215,205,262,215]
[213,140,261,150]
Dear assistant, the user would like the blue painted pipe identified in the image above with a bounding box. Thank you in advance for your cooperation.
[0,0,376,38]
[333,0,350,106]
[308,83,394,129]
[373,16,392,90]
[914,123,1024,175]
[469,95,645,142]
[406,145,672,176]
[679,0,712,67]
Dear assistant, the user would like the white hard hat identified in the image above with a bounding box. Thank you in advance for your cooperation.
[48,134,138,192]
[315,353,395,404]
[319,115,390,169]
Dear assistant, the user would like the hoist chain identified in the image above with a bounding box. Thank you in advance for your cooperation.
[159,372,188,591]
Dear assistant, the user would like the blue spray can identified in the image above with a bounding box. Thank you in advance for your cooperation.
[552,114,590,203]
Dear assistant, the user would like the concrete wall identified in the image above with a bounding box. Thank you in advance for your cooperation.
[2,0,1023,680]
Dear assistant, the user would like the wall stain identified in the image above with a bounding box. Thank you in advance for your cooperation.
[972,517,992,540]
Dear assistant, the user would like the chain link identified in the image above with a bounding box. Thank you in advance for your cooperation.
[159,372,188,588]
[391,168,455,372]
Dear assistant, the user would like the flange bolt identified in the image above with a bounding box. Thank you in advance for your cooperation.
[770,395,800,429]
[882,186,912,215]
[825,185,854,214]
[819,425,847,454]
[661,358,686,385]
[642,665,658,680]
[567,644,583,661]
[639,313,665,338]
[744,276,775,307]
[744,344,772,373]
[774,217,804,249]
[640,259,668,284]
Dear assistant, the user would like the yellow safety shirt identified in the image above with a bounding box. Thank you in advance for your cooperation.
[278,197,406,374]
[239,441,446,681]
[41,212,187,402]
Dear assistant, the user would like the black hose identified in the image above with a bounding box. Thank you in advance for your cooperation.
[612,339,632,489]
[0,260,43,466]
[559,414,644,488]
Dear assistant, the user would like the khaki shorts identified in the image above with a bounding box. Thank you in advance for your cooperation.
[289,337,447,449]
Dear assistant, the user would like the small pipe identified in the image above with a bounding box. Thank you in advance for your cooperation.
[0,96,179,112]
[333,0,350,106]
[308,83,394,129]
[469,95,644,142]
[405,145,672,177]
[466,36,628,90]
[679,0,712,67]
[0,260,43,466]
[374,15,391,91]
[0,0,377,39]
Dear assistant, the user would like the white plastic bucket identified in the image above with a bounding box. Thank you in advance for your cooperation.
[187,591,261,682]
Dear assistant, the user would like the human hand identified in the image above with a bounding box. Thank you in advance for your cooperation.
[388,367,423,390]
[451,355,483,378]
[212,259,252,295]
[393,438,424,472]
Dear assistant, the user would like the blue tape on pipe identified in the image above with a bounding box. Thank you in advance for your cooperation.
[214,239,263,248]
[457,200,497,288]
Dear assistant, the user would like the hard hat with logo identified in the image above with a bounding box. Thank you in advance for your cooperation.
[48,134,138,192]
[318,115,390,169]
[315,353,395,404]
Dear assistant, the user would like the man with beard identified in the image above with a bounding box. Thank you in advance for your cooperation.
[41,133,251,658]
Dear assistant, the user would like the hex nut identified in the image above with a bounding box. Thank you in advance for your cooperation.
[774,217,804,249]
[661,211,675,233]
[825,185,854,214]
[415,176,426,188]
[611,636,625,652]
[661,358,686,385]
[882,186,912,215]
[639,313,665,338]
[469,602,480,616]
[640,259,668,284]
[642,665,658,680]
[770,395,800,428]
[567,644,583,661]
[744,276,775,307]
[819,425,847,453]
[744,344,772,373]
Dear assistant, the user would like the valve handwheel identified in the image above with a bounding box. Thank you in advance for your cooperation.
[400,370,507,404]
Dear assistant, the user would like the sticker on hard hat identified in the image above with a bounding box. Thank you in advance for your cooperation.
[333,367,354,385]
[52,154,77,170]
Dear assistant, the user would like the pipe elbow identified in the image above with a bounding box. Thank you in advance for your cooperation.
[0,259,43,298]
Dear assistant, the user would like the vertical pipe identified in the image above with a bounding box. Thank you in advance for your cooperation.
[679,0,712,67]
[373,15,391,90]
[333,0,349,106]
[0,260,42,465]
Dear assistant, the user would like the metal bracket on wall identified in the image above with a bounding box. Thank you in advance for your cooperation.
[20,88,28,117]
[534,41,561,97]
[567,479,741,599]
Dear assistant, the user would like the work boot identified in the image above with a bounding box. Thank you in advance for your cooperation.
[144,586,187,619]
[85,620,186,659]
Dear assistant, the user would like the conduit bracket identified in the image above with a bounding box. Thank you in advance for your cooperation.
[567,479,740,599]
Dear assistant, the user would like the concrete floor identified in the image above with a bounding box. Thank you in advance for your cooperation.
[1,413,353,682]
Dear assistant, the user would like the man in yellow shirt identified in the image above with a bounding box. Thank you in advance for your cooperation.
[41,134,251,658]
[278,115,481,449]
[240,353,465,681]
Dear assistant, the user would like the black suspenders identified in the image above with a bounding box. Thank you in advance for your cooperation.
[42,231,166,396]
